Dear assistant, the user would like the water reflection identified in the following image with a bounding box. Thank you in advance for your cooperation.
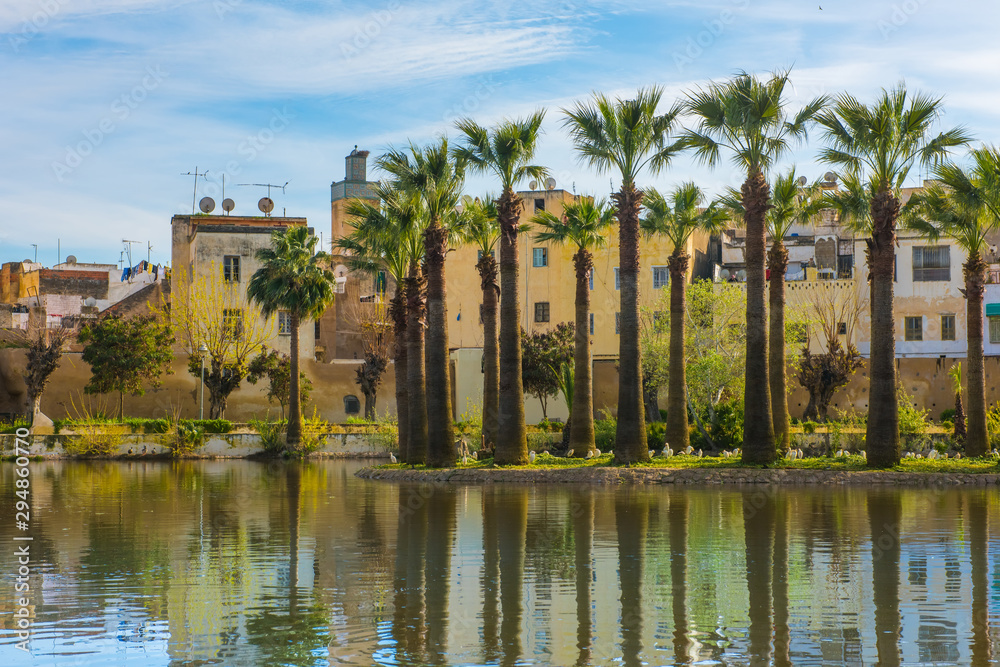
[2,461,1000,666]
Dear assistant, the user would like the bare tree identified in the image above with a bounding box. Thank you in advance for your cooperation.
[345,296,394,420]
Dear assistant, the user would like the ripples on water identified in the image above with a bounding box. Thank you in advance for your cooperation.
[1,460,998,665]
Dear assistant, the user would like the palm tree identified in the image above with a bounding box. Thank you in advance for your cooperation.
[720,169,826,452]
[247,225,335,450]
[563,88,682,464]
[455,195,502,453]
[816,84,971,467]
[681,70,827,465]
[533,197,614,456]
[641,183,728,453]
[337,182,425,461]
[454,114,548,465]
[905,146,1000,457]
[378,140,465,468]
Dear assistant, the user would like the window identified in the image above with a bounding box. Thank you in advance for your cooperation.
[589,270,594,291]
[315,320,321,339]
[904,316,922,341]
[615,312,620,335]
[941,315,955,341]
[223,308,243,340]
[534,302,550,323]
[652,266,669,289]
[589,312,594,335]
[533,247,547,267]
[913,246,951,282]
[278,311,292,336]
[344,395,361,414]
[990,317,1000,344]
[838,321,847,336]
[223,255,240,283]
[614,267,620,291]
[534,198,545,211]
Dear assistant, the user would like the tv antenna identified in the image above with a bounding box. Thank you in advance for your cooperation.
[237,181,289,199]
[123,239,142,279]
[181,167,209,214]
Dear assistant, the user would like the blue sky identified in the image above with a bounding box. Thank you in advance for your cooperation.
[1,0,997,267]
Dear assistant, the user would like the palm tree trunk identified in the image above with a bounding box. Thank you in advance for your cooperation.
[666,249,689,452]
[478,254,500,454]
[668,495,690,664]
[965,252,988,457]
[424,221,456,468]
[495,189,528,465]
[744,491,774,665]
[613,183,648,463]
[869,492,902,666]
[768,242,790,453]
[286,311,302,450]
[406,262,429,465]
[498,489,527,665]
[969,492,992,665]
[742,169,775,464]
[866,191,901,467]
[573,491,594,666]
[391,287,409,460]
[616,491,647,667]
[424,489,455,662]
[571,249,596,455]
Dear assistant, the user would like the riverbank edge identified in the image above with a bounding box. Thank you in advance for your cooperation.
[356,465,1000,487]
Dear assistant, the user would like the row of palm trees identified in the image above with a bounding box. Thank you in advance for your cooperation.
[314,70,994,469]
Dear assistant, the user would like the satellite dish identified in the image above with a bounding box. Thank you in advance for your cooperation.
[544,177,556,191]
[334,263,349,277]
[199,197,216,213]
[258,197,274,214]
[720,268,731,280]
[221,198,235,213]
[66,255,77,265]
[824,171,837,183]
[797,176,808,186]
[84,297,97,307]
[529,180,538,190]
[737,269,747,281]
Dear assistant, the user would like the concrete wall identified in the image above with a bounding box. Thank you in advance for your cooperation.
[0,348,396,423]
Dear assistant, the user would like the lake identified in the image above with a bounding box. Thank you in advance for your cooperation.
[1,459,997,665]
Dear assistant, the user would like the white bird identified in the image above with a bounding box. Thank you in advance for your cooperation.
[684,446,694,455]
[665,448,674,458]
[390,453,397,464]
[955,453,962,459]
[649,450,656,458]
[566,449,574,458]
[928,450,938,460]
[462,455,468,464]
[696,449,703,458]
[860,451,867,460]
[797,448,804,459]
[473,451,479,460]
[595,449,602,456]
[528,450,536,463]
[916,453,924,459]
[585,450,594,459]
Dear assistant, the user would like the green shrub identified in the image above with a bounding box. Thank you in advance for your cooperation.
[594,418,616,452]
[898,385,929,437]
[0,417,30,434]
[62,421,129,456]
[802,421,818,434]
[647,421,666,446]
[249,417,286,452]
[172,421,205,454]
[940,408,956,423]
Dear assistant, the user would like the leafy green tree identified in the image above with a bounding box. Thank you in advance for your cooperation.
[339,182,425,461]
[79,315,174,418]
[247,348,313,420]
[681,69,827,464]
[454,114,548,465]
[520,323,574,421]
[455,195,502,453]
[533,198,614,455]
[640,183,728,452]
[379,139,465,468]
[248,225,335,450]
[817,84,970,466]
[905,146,1000,456]
[563,87,682,463]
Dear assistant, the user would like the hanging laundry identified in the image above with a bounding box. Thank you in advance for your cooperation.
[153,264,159,281]
[121,267,131,282]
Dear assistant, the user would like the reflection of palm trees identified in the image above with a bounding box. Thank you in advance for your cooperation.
[743,492,775,666]
[668,493,690,665]
[617,492,649,667]
[772,496,790,667]
[391,486,428,664]
[869,492,902,667]
[424,488,457,664]
[573,490,595,666]
[968,492,992,666]
[498,489,528,667]
[481,488,501,663]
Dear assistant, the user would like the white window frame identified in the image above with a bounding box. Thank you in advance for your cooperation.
[652,266,669,289]
[532,247,547,268]
[614,267,620,291]
[278,311,293,336]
